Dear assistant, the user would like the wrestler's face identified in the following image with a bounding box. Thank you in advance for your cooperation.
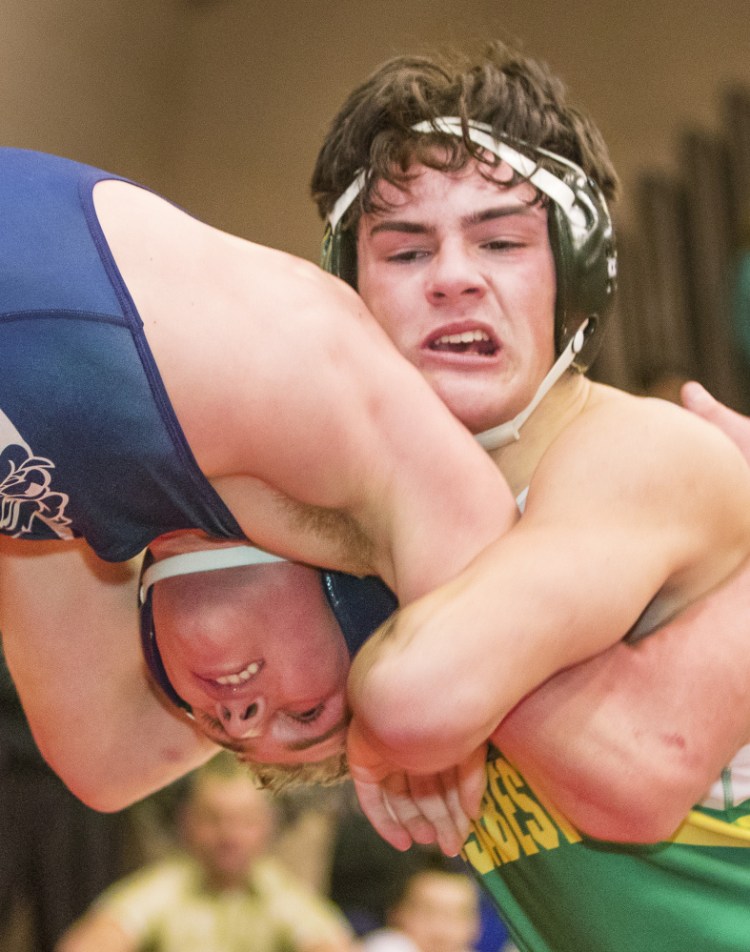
[154,563,350,764]
[181,774,274,888]
[392,872,480,952]
[357,159,556,433]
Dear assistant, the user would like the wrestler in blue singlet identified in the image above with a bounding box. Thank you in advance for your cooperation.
[0,148,243,561]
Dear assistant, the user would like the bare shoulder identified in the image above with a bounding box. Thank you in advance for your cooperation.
[526,382,750,595]
[533,383,750,511]
[92,177,367,323]
[521,382,750,638]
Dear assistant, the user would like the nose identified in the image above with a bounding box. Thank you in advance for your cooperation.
[216,695,267,739]
[426,242,487,306]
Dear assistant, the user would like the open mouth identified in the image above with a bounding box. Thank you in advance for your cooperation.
[428,327,499,356]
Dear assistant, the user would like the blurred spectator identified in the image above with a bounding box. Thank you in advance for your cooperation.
[273,786,348,896]
[0,645,131,952]
[361,867,481,952]
[329,794,511,952]
[55,754,354,952]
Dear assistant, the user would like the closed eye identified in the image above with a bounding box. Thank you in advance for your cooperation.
[286,704,325,725]
[482,239,524,251]
[386,249,429,263]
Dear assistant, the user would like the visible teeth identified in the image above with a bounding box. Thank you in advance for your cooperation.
[435,329,491,346]
[215,661,261,686]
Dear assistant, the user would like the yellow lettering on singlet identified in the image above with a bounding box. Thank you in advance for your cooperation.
[498,760,564,851]
[463,754,582,874]
[463,817,504,874]
[538,796,583,845]
[490,761,540,856]
[483,789,521,863]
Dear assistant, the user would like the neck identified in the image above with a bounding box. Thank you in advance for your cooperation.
[487,372,591,495]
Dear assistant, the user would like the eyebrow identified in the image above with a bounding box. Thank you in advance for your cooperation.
[368,202,534,238]
[461,203,535,227]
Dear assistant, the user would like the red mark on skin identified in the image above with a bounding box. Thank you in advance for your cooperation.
[660,733,687,750]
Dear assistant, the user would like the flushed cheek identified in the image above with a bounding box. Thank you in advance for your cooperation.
[360,289,403,341]
[358,270,419,346]
[383,309,428,361]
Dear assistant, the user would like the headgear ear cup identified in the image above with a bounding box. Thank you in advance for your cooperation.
[547,170,617,371]
[322,223,359,288]
[321,570,398,655]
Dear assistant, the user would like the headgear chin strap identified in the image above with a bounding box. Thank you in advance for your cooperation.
[475,319,589,450]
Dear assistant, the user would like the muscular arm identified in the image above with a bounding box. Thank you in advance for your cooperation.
[214,262,519,602]
[493,383,750,841]
[0,537,216,810]
[349,397,750,810]
[495,558,750,841]
[97,182,517,606]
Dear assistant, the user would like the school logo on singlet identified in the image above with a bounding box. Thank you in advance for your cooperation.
[463,751,582,875]
[0,410,72,540]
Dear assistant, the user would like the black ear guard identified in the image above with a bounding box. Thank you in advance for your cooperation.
[321,223,359,288]
[545,164,616,370]
[321,570,398,655]
[320,119,617,373]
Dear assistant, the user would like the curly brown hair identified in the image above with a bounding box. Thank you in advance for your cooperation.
[311,40,619,229]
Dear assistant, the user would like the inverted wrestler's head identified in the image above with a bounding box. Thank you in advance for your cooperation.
[141,541,395,788]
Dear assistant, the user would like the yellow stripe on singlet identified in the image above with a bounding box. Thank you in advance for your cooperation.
[669,809,750,848]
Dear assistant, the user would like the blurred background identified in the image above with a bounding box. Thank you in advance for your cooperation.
[3,0,750,405]
[1,2,749,949]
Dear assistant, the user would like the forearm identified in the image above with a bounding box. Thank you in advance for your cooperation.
[348,528,641,773]
[496,570,750,842]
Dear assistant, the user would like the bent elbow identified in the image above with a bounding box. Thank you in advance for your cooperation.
[349,653,488,771]
[48,761,137,814]
[69,783,139,814]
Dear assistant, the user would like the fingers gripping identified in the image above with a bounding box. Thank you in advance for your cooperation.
[350,752,489,856]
